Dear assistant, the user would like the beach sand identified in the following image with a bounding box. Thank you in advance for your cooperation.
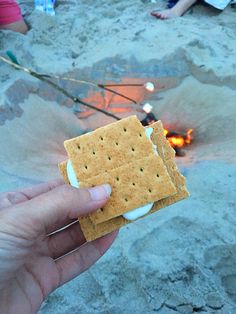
[0,0,236,312]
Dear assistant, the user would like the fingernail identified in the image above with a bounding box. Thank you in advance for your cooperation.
[89,184,112,201]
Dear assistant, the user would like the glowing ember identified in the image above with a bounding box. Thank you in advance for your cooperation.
[164,128,193,148]
[185,129,193,144]
[141,114,193,156]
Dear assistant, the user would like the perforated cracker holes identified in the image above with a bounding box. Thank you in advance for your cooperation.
[64,116,156,182]
[83,154,177,224]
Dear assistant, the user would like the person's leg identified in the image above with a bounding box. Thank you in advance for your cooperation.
[0,0,28,34]
[151,0,197,19]
[0,19,28,34]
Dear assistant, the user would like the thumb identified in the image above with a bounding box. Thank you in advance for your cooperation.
[10,183,112,236]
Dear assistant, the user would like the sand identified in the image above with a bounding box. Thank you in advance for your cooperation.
[0,0,236,313]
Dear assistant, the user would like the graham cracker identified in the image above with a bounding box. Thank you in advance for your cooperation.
[64,116,155,182]
[78,155,189,241]
[59,119,189,241]
[151,121,176,161]
[79,154,176,224]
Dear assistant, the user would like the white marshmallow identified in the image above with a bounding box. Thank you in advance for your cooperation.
[146,127,158,155]
[123,203,153,220]
[67,159,79,188]
[142,103,153,114]
[144,82,155,92]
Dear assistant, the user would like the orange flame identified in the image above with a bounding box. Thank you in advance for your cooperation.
[164,128,193,148]
[185,129,193,144]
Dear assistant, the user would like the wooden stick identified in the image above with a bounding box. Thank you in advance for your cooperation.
[0,55,121,121]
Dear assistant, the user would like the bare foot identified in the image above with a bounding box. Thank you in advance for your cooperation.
[151,0,197,19]
[151,9,179,19]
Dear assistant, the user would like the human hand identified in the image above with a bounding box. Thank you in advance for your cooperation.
[0,180,117,314]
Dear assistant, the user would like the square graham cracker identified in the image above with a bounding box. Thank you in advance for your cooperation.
[63,115,176,224]
[59,119,189,241]
[78,158,189,241]
[64,116,156,182]
[79,154,176,224]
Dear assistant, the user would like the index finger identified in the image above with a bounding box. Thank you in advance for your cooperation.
[0,179,64,210]
[16,179,64,200]
[7,183,112,235]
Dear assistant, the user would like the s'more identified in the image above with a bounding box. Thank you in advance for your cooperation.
[59,115,189,241]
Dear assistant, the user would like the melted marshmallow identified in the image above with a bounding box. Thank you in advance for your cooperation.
[66,127,157,221]
[67,160,79,188]
[146,127,158,155]
[122,203,153,220]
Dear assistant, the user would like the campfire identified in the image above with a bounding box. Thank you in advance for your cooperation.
[78,79,194,157]
[164,128,193,156]
[69,77,194,157]
[141,113,193,157]
[0,55,194,157]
